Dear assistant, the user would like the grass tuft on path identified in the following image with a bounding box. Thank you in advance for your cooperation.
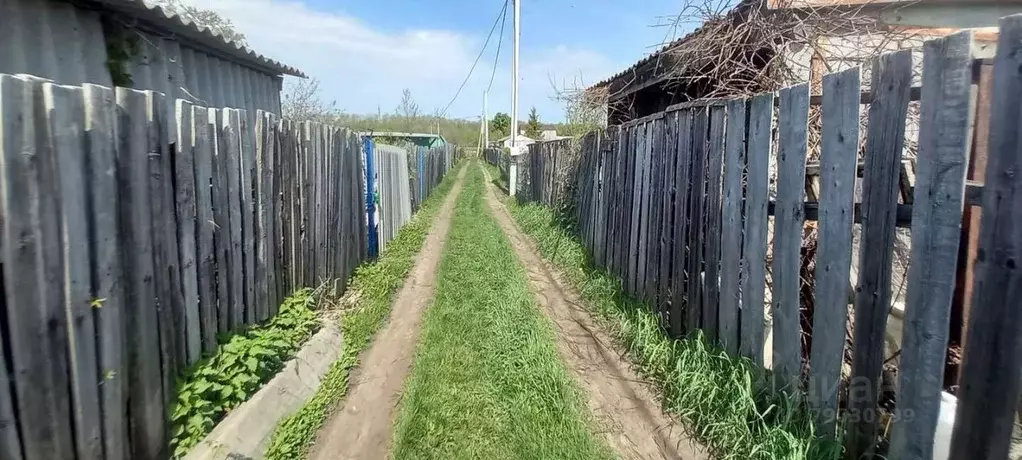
[264,162,463,460]
[390,164,613,460]
[487,163,841,460]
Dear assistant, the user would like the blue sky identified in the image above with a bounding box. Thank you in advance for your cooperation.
[182,0,692,122]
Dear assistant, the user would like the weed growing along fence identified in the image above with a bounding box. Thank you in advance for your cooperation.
[492,23,1022,460]
[0,72,437,459]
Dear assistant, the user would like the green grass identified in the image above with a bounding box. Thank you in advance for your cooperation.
[264,162,464,460]
[488,163,842,460]
[390,163,614,460]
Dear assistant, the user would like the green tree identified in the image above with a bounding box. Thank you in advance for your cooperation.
[490,112,511,139]
[525,106,542,139]
[153,0,248,46]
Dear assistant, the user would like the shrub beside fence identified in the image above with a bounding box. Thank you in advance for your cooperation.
[0,75,373,459]
[499,24,1022,460]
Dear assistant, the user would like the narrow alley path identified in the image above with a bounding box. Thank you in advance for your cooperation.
[479,165,708,460]
[309,166,467,460]
[309,161,707,460]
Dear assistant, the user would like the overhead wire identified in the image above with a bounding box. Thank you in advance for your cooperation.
[440,0,510,117]
[486,0,509,93]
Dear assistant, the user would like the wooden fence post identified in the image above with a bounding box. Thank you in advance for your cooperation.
[83,83,128,460]
[174,100,202,364]
[116,87,166,460]
[740,93,773,366]
[1,73,76,460]
[702,105,726,344]
[809,67,861,437]
[47,82,104,460]
[772,83,810,393]
[846,49,913,460]
[686,108,708,332]
[670,111,693,337]
[891,30,973,460]
[950,14,1022,460]
[719,99,747,355]
[192,106,218,352]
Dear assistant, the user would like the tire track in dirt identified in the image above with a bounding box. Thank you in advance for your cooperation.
[479,165,710,460]
[309,165,467,460]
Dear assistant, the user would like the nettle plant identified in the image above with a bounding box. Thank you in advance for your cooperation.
[170,288,320,458]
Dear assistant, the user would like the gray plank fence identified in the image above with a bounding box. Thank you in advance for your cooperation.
[0,73,422,459]
[496,23,1022,460]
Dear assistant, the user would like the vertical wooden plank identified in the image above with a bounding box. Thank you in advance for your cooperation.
[44,83,103,459]
[670,110,692,337]
[950,15,1022,460]
[2,75,73,460]
[302,121,313,286]
[255,112,270,320]
[686,108,708,332]
[223,109,244,329]
[174,100,202,364]
[210,108,231,334]
[658,114,678,318]
[648,119,665,303]
[116,87,165,460]
[191,106,217,352]
[0,331,20,460]
[146,90,182,420]
[702,105,726,343]
[277,120,292,296]
[740,92,773,366]
[845,49,912,460]
[772,83,810,393]
[83,84,127,460]
[635,122,651,299]
[239,110,256,325]
[809,68,861,436]
[608,128,623,277]
[890,31,973,460]
[720,99,746,355]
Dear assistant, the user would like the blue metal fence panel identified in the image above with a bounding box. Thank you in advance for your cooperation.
[364,136,378,259]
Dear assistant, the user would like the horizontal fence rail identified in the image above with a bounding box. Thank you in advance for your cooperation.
[493,19,1022,460]
[0,73,463,459]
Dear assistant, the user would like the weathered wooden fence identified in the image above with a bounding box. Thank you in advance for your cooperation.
[0,74,372,459]
[523,24,1022,460]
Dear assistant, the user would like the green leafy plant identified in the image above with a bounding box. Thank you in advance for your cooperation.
[170,289,320,458]
[264,162,464,459]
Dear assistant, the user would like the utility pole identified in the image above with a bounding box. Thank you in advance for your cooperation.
[509,0,520,196]
[484,90,489,148]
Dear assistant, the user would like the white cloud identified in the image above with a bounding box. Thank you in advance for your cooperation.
[176,0,618,120]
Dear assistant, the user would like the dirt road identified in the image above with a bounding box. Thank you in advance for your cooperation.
[309,166,466,460]
[480,165,709,460]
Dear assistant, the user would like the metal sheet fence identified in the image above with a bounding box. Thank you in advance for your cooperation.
[410,145,455,212]
[511,25,1022,460]
[0,74,368,460]
[372,144,413,252]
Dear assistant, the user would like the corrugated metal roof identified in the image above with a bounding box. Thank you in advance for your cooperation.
[590,0,757,91]
[95,0,305,77]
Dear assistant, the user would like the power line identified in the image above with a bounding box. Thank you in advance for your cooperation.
[440,0,509,117]
[487,0,508,93]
